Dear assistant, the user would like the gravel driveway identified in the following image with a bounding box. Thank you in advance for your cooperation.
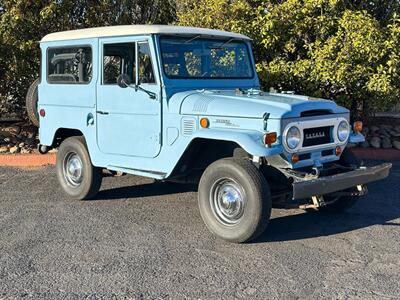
[0,161,399,299]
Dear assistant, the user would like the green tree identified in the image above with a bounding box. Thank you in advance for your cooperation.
[177,0,400,119]
[0,0,175,119]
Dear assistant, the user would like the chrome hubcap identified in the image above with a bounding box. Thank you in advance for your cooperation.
[210,178,245,225]
[63,152,83,187]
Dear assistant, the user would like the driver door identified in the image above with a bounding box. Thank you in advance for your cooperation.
[96,37,161,158]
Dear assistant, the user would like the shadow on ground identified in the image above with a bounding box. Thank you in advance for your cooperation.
[96,181,197,200]
[257,161,400,243]
[96,161,399,243]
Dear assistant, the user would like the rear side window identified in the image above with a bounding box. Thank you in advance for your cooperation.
[47,46,92,84]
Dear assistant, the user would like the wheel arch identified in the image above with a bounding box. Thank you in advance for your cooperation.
[168,138,248,179]
[167,128,283,180]
[50,128,85,148]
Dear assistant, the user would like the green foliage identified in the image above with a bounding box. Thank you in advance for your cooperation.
[0,0,175,118]
[1,0,399,120]
[177,0,400,119]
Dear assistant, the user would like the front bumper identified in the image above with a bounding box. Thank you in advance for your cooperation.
[292,163,392,200]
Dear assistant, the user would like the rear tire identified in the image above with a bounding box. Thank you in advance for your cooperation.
[26,78,40,127]
[198,158,271,243]
[56,136,102,200]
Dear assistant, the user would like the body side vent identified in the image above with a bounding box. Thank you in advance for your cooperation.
[181,117,197,136]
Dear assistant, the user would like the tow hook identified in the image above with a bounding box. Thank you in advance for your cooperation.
[38,144,49,155]
[311,195,325,208]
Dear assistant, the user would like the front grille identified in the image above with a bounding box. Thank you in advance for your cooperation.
[302,126,332,147]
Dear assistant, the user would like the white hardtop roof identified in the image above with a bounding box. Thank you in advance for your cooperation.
[41,25,251,42]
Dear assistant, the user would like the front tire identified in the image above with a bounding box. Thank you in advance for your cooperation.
[56,136,102,200]
[198,158,271,243]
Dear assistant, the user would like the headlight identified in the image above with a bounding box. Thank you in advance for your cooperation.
[286,126,301,149]
[337,121,350,142]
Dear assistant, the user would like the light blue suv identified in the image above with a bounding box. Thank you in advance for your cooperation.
[32,25,391,243]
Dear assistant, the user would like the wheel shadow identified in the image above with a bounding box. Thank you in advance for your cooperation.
[254,161,400,243]
[95,181,197,200]
[95,162,399,243]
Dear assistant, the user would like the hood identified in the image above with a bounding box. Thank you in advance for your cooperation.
[173,90,348,119]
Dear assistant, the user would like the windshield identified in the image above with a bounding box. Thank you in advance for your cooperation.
[160,36,254,79]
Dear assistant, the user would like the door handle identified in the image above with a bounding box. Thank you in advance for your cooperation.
[97,111,109,115]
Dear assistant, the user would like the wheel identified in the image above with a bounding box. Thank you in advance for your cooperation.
[56,136,102,200]
[26,78,40,127]
[198,158,271,243]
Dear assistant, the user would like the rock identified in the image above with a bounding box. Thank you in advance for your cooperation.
[20,148,30,154]
[0,146,8,154]
[382,137,392,149]
[360,140,370,148]
[370,125,380,132]
[18,142,25,148]
[379,129,390,137]
[380,124,393,131]
[393,140,400,150]
[9,145,20,154]
[395,125,400,133]
[48,149,58,154]
[390,131,400,137]
[24,137,36,145]
[0,125,20,135]
[370,136,381,148]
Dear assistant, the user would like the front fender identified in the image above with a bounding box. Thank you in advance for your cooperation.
[192,128,283,157]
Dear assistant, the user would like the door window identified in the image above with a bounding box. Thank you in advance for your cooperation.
[103,43,136,85]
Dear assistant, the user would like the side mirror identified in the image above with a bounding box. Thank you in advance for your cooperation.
[117,74,131,88]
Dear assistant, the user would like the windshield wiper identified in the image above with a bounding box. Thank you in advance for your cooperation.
[184,34,202,44]
[214,38,236,49]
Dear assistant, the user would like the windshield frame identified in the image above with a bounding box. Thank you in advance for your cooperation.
[158,35,255,80]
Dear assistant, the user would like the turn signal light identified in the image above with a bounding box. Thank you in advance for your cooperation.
[335,146,342,156]
[39,109,46,117]
[291,154,300,164]
[200,118,209,128]
[353,121,363,133]
[264,132,277,146]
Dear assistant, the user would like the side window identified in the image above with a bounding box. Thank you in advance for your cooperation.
[47,46,92,84]
[103,43,136,85]
[138,42,156,84]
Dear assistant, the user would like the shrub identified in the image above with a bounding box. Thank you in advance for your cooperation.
[177,0,400,119]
